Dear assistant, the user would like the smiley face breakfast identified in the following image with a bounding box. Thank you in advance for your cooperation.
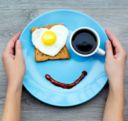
[31,24,87,89]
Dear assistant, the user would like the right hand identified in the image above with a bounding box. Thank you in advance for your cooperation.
[105,29,127,92]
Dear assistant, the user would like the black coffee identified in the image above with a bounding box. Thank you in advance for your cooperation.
[72,29,97,55]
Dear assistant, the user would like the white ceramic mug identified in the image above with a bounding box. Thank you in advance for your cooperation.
[70,27,105,57]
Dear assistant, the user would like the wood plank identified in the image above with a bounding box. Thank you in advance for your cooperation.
[0,0,128,9]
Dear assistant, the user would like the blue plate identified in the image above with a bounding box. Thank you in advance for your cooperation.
[20,9,108,107]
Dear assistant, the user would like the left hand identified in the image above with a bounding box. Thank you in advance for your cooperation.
[2,32,25,91]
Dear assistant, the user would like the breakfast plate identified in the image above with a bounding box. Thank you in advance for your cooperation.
[20,9,108,107]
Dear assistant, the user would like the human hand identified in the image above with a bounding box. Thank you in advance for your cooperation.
[2,32,25,92]
[105,29,127,92]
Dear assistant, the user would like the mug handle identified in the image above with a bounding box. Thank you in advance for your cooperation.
[97,48,105,56]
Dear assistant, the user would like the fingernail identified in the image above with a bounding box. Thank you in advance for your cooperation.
[107,40,110,45]
[17,40,21,48]
[17,32,21,36]
[105,28,109,33]
[106,41,110,48]
[105,28,108,32]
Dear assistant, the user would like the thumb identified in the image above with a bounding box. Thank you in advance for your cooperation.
[106,40,113,59]
[16,40,23,59]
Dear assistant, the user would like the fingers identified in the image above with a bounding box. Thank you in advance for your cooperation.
[15,40,23,59]
[5,32,21,53]
[106,40,113,59]
[105,29,122,50]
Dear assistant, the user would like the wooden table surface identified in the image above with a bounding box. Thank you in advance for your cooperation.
[0,0,128,121]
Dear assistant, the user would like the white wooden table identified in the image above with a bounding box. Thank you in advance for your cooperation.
[0,0,128,121]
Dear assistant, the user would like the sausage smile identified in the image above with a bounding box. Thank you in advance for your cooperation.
[45,71,87,89]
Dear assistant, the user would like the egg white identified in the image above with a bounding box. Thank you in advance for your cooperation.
[32,25,69,56]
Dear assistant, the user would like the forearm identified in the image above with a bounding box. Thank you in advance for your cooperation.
[1,85,22,121]
[103,81,125,121]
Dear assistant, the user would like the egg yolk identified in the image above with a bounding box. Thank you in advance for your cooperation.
[41,31,57,46]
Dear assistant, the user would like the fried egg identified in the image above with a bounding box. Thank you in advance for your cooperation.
[32,25,69,56]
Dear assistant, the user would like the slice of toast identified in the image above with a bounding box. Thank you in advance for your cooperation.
[32,24,70,62]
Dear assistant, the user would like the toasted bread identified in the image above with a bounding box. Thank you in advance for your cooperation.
[32,24,70,62]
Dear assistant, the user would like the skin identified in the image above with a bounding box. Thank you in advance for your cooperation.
[103,29,127,121]
[1,29,127,121]
[1,32,25,121]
